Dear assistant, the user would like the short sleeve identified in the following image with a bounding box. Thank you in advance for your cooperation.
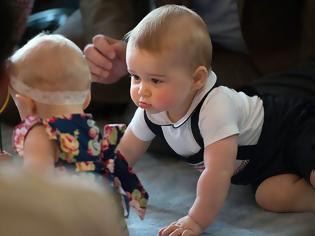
[199,89,240,147]
[129,108,156,141]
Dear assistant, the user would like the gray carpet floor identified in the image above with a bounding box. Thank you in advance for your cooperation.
[122,104,313,235]
[127,153,314,236]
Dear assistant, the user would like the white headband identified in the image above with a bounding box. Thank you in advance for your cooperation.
[10,78,89,105]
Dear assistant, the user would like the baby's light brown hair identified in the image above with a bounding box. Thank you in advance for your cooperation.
[9,33,91,92]
[125,4,212,72]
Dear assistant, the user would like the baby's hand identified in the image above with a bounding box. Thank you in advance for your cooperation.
[158,215,203,236]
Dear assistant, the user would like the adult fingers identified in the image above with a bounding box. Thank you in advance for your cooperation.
[92,34,116,59]
[93,34,127,62]
[86,59,109,82]
[84,44,113,71]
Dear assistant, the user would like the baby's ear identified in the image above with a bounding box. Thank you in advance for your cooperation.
[15,94,36,120]
[192,66,208,90]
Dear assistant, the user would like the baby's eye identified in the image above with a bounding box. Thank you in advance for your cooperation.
[130,74,140,81]
[151,78,162,84]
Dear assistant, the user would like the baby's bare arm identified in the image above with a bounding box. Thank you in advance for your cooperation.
[117,126,151,166]
[159,135,238,236]
[23,125,56,173]
[189,135,238,229]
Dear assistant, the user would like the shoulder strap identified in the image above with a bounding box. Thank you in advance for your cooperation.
[190,92,209,148]
[190,79,220,148]
[144,111,164,138]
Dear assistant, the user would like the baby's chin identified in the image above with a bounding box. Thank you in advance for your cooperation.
[142,107,161,114]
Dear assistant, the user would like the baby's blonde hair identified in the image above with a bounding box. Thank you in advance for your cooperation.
[9,33,91,92]
[126,5,212,71]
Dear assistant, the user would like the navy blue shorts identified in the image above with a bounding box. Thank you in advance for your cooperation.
[232,93,315,190]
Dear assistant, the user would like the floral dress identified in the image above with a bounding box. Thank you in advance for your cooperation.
[12,114,148,219]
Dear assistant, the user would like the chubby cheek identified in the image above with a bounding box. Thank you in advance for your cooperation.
[152,91,177,111]
[130,87,139,105]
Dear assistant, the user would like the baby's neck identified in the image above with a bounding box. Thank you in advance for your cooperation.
[36,103,85,119]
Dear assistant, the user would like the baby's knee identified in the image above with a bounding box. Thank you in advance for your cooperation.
[255,181,285,212]
[254,174,302,212]
[255,188,272,211]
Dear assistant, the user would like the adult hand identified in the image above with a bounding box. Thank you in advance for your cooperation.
[158,215,203,236]
[84,34,128,84]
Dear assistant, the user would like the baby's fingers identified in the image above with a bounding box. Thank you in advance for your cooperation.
[169,228,184,236]
[158,223,179,236]
[181,229,196,236]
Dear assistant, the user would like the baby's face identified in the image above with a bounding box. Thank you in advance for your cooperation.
[126,45,198,122]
